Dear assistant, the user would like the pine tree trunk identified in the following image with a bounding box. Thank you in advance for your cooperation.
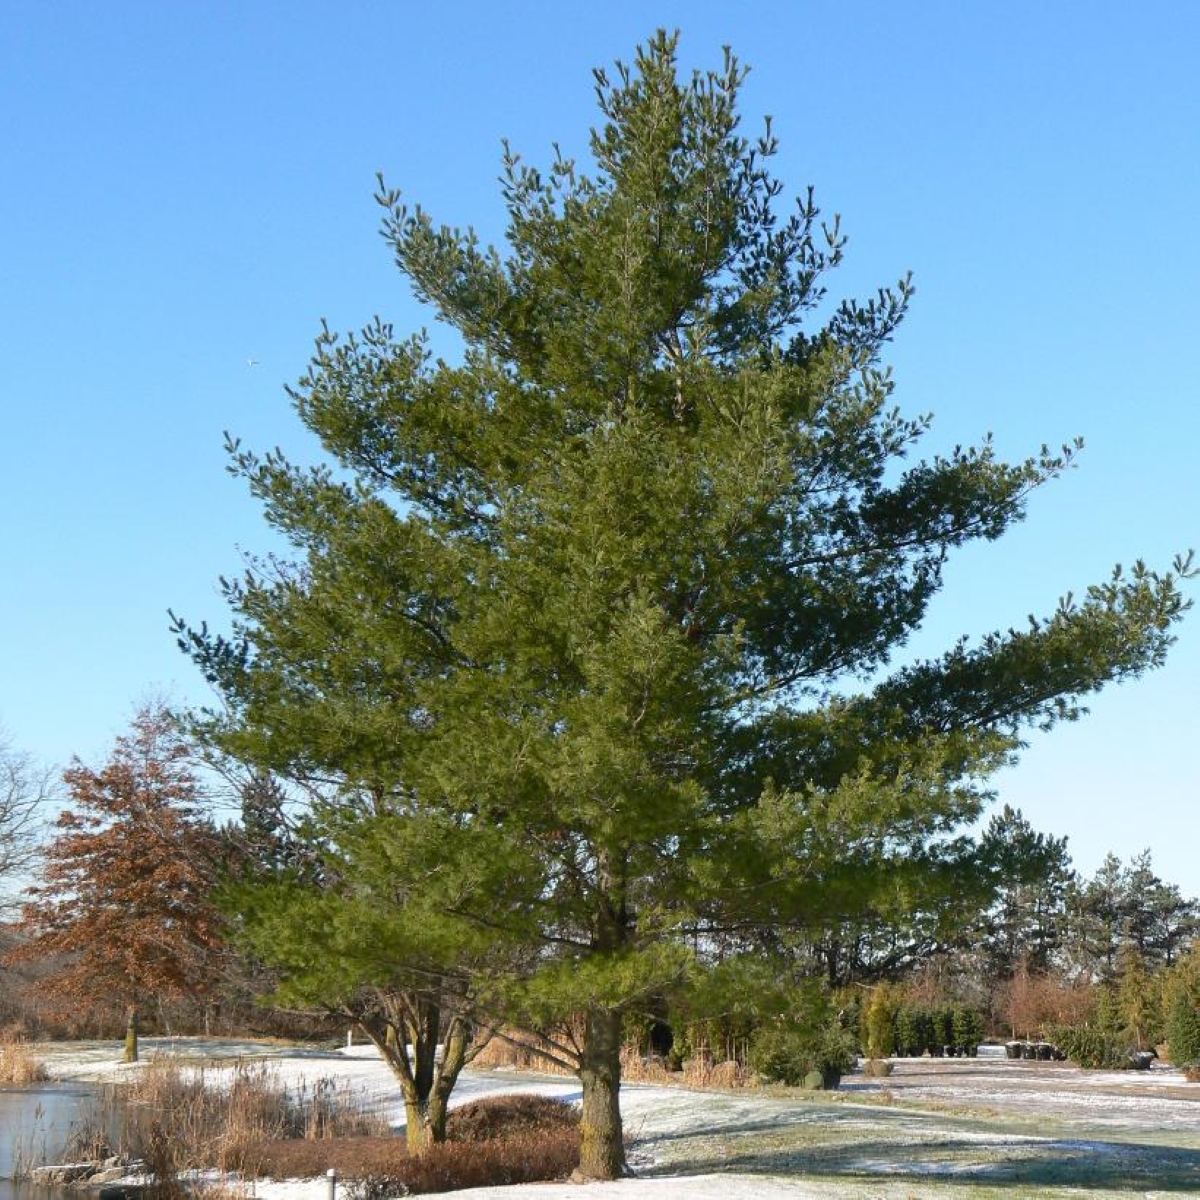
[573,1007,626,1181]
[360,1001,449,1153]
[401,1090,433,1154]
[411,998,438,1110]
[123,1007,139,1063]
[426,1014,472,1144]
[364,1019,434,1153]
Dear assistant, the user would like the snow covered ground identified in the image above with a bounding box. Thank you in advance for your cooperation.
[33,1039,1200,1199]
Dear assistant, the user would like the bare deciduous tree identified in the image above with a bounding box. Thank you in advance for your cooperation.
[0,729,54,906]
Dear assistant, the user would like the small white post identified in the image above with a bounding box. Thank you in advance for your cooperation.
[326,1168,337,1200]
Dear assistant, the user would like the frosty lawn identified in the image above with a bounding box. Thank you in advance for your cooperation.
[35,1038,1200,1197]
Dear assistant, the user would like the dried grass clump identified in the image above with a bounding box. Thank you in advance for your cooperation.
[618,1046,675,1084]
[705,1059,749,1089]
[86,1058,386,1192]
[0,1036,49,1084]
[235,1135,409,1181]
[678,1055,749,1089]
[468,1027,576,1075]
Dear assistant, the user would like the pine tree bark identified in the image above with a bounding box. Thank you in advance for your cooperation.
[360,1000,474,1153]
[425,1014,472,1142]
[573,1006,626,1181]
[363,1012,434,1153]
[400,1088,432,1154]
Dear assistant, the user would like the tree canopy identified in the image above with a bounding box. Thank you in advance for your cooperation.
[7,704,227,1061]
[176,32,1190,1178]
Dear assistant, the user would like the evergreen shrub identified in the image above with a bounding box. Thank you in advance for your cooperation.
[1051,1024,1136,1070]
[895,1006,921,1057]
[863,987,900,1059]
[953,1005,985,1056]
[749,1019,856,1087]
[1165,992,1200,1067]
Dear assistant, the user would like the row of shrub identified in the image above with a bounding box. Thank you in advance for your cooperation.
[861,986,986,1060]
[650,983,993,1091]
[1030,964,1200,1073]
[889,1004,986,1058]
[1045,987,1200,1072]
[1046,1024,1150,1071]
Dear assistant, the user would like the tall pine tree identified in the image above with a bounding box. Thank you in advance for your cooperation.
[176,33,1190,1176]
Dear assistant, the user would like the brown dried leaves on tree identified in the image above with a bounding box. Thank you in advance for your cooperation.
[6,705,228,1053]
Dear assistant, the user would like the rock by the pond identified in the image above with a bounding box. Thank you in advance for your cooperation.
[30,1159,143,1191]
[30,1164,102,1186]
[87,1169,130,1185]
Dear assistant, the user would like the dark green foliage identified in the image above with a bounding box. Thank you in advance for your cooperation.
[747,1025,813,1086]
[666,955,814,1068]
[1051,1024,1136,1070]
[1121,851,1198,968]
[218,806,494,1150]
[1166,991,1200,1066]
[952,1004,985,1055]
[749,1018,856,1087]
[1066,852,1198,979]
[1052,987,1138,1069]
[743,980,856,1086]
[933,1006,955,1050]
[1164,950,1200,1068]
[174,30,1192,1179]
[976,806,1074,978]
[875,1000,982,1058]
[1116,944,1161,1051]
[895,1005,923,1057]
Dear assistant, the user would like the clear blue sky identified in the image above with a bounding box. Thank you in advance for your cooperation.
[2,2,1197,895]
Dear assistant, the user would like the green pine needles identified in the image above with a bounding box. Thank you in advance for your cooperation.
[174,31,1191,1179]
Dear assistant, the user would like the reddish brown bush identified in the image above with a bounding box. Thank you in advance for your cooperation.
[445,1093,578,1142]
[375,1131,578,1194]
[241,1128,580,1194]
[239,1094,581,1192]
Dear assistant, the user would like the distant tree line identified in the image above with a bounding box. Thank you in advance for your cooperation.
[2,712,1195,1078]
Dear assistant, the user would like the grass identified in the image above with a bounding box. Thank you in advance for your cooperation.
[629,1085,1200,1197]
[0,1035,49,1084]
[21,1038,1200,1197]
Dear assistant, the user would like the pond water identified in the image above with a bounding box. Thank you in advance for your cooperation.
[0,1085,102,1200]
